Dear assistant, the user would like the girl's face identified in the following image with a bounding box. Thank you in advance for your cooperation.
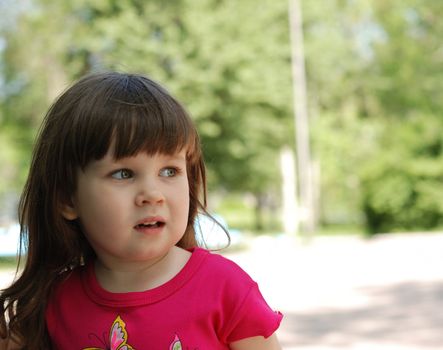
[61,148,190,269]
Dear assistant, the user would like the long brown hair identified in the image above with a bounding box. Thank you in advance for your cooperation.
[0,72,207,348]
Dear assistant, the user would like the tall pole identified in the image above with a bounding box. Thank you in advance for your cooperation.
[288,0,316,234]
[280,146,299,235]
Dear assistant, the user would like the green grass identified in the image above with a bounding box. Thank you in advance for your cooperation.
[314,224,364,236]
[214,194,370,236]
[214,194,256,230]
[0,257,19,271]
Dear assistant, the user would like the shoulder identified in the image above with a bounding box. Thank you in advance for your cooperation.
[192,249,283,343]
[194,248,255,286]
[46,266,85,320]
[51,266,85,296]
[190,248,257,305]
[194,247,248,273]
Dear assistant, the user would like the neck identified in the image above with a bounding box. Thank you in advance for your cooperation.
[94,246,191,293]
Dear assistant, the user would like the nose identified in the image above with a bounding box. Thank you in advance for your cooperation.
[135,180,165,206]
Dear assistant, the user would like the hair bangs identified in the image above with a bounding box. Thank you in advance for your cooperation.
[110,100,198,162]
[69,73,200,167]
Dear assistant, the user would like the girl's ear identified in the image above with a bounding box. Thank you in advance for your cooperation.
[60,201,79,221]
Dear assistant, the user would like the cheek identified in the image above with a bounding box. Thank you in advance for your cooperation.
[177,182,190,222]
[75,186,122,225]
[182,182,190,208]
[186,182,197,215]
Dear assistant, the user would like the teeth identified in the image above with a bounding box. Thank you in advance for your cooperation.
[139,221,158,227]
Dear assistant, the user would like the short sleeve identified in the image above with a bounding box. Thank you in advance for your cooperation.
[222,282,283,343]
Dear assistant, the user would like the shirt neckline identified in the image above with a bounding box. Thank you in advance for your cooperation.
[81,247,208,307]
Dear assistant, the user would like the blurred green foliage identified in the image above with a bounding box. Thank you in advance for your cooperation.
[0,0,292,228]
[304,0,443,234]
[361,114,443,233]
[0,0,442,234]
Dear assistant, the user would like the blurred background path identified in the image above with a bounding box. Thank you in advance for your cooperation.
[1,233,442,349]
[225,233,443,350]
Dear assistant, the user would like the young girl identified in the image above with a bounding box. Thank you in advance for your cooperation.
[0,72,282,349]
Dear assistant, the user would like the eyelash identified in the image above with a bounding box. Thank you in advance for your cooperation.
[159,167,180,177]
[111,169,133,180]
[110,167,181,180]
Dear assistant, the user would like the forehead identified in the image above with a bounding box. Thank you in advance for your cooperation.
[107,142,188,162]
[105,132,192,161]
[101,101,199,165]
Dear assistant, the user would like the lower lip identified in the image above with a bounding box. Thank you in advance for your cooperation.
[134,223,165,235]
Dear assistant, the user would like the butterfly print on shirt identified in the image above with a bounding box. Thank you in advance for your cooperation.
[83,315,134,350]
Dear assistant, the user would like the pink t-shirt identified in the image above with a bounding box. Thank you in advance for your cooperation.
[46,248,282,349]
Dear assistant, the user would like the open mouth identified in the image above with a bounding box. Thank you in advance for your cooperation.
[135,221,165,229]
